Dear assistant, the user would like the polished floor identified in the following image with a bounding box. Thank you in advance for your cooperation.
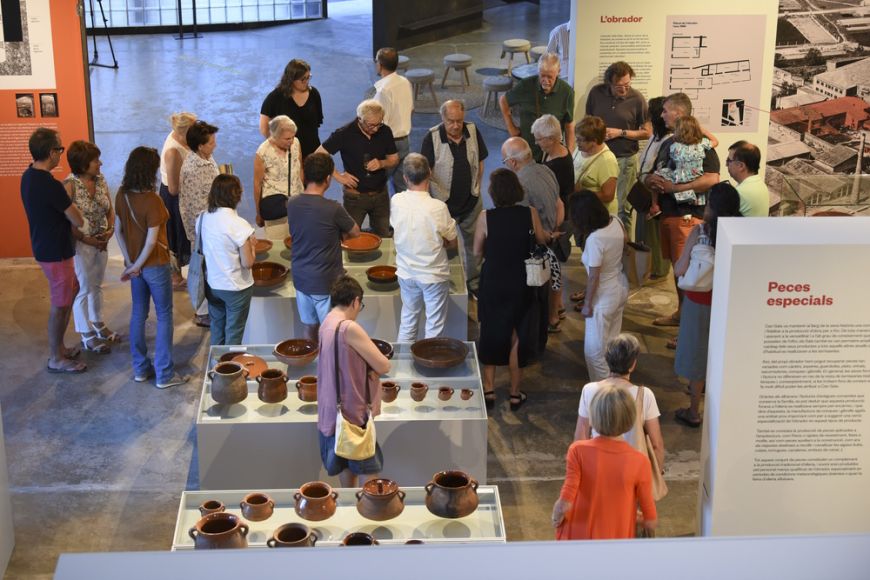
[0,1,701,577]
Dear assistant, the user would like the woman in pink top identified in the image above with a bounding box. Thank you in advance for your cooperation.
[552,384,657,539]
[317,275,391,487]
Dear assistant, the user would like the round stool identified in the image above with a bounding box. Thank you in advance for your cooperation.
[406,68,439,105]
[482,76,513,116]
[530,45,547,63]
[442,53,473,90]
[501,38,531,73]
[397,54,410,73]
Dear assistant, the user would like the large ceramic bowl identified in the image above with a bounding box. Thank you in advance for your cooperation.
[372,339,394,359]
[274,339,319,367]
[284,235,293,249]
[254,239,273,255]
[341,232,382,253]
[411,338,468,369]
[252,262,288,287]
[366,265,398,284]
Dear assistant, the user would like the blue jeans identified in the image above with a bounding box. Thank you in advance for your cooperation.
[397,277,450,342]
[206,285,254,345]
[129,264,174,383]
[296,289,331,326]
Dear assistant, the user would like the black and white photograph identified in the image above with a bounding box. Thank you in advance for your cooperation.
[38,92,57,117]
[14,92,33,117]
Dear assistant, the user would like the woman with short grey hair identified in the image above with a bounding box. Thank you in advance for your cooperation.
[253,114,303,239]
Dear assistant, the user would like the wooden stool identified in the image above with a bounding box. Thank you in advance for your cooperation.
[482,76,513,116]
[406,68,438,105]
[442,53,473,90]
[501,38,531,73]
[397,54,410,73]
[530,45,547,63]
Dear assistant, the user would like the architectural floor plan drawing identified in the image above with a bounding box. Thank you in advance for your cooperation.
[671,35,707,59]
[669,59,752,96]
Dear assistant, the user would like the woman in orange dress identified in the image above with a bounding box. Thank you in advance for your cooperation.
[552,384,657,539]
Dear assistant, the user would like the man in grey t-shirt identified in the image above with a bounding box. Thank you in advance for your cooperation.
[287,153,360,340]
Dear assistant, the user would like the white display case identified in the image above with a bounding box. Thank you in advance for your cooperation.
[197,343,487,489]
[171,486,505,549]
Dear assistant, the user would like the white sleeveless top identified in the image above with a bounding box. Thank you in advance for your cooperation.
[256,138,303,199]
[160,132,191,186]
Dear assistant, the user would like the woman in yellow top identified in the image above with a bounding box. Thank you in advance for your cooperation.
[573,116,619,215]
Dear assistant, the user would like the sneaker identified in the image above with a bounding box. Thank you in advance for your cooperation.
[134,369,154,383]
[156,374,189,389]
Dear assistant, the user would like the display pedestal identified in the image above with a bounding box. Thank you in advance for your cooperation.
[0,405,13,574]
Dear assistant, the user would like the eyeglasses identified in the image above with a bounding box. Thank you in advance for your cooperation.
[358,298,366,311]
[725,158,736,164]
[612,82,631,89]
[359,119,383,131]
[52,146,65,154]
[502,156,514,164]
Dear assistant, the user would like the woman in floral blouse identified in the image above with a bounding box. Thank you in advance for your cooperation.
[253,114,303,240]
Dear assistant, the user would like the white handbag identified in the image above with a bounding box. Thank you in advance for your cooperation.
[677,235,714,292]
[525,254,551,287]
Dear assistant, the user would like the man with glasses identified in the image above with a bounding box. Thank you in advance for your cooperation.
[585,61,651,227]
[373,47,413,196]
[499,52,575,162]
[317,99,399,237]
[726,140,769,217]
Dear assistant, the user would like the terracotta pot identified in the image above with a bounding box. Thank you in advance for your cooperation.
[257,368,288,404]
[294,481,338,521]
[188,512,249,549]
[410,382,428,402]
[460,389,474,401]
[405,539,424,545]
[425,470,479,519]
[381,381,400,403]
[208,361,249,405]
[341,532,379,546]
[355,478,406,521]
[267,523,317,548]
[296,375,318,402]
[438,386,454,401]
[240,492,275,522]
[198,499,225,516]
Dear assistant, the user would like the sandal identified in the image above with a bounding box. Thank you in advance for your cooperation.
[194,314,211,328]
[653,314,681,327]
[674,408,702,428]
[92,323,121,343]
[666,337,677,350]
[484,390,496,411]
[558,308,567,320]
[547,321,562,333]
[47,358,87,374]
[569,291,585,302]
[574,302,584,312]
[63,344,82,359]
[509,391,528,411]
[82,334,110,354]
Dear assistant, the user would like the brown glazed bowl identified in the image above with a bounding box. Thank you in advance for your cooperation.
[252,261,289,287]
[411,338,469,369]
[254,238,273,255]
[372,339,394,359]
[284,235,293,249]
[273,339,319,367]
[366,265,398,284]
[342,232,382,252]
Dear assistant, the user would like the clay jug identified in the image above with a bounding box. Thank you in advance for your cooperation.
[355,478,406,521]
[188,512,249,549]
[294,481,338,521]
[381,381,400,403]
[425,470,479,519]
[438,386,454,401]
[267,523,317,548]
[198,499,225,516]
[240,492,274,522]
[410,382,428,402]
[460,389,474,401]
[209,361,249,405]
[342,532,379,546]
[296,375,318,402]
[257,368,288,404]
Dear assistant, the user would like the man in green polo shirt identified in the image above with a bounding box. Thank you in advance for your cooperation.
[727,140,769,217]
[499,52,575,162]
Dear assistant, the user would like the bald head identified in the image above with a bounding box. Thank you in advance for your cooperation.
[501,137,533,170]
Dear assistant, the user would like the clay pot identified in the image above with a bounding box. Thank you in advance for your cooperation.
[438,386,454,401]
[405,539,424,545]
[410,382,428,402]
[267,523,317,548]
[341,532,379,546]
[257,368,288,404]
[240,492,275,522]
[294,481,338,521]
[425,470,479,519]
[355,478,406,521]
[188,512,249,549]
[296,375,318,402]
[198,499,225,516]
[208,361,249,405]
[460,389,474,401]
[381,381,400,403]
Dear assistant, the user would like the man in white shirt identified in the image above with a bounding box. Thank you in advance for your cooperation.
[373,47,413,195]
[727,140,770,217]
[390,154,458,341]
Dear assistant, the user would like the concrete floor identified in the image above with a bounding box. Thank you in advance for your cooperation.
[0,1,701,577]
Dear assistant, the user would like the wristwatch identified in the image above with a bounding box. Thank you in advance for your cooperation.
[621,129,627,138]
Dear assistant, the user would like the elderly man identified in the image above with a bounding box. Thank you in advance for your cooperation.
[391,154,458,341]
[499,52,575,161]
[585,61,651,227]
[421,99,488,296]
[644,92,720,327]
[727,140,769,217]
[373,47,413,195]
[316,99,398,237]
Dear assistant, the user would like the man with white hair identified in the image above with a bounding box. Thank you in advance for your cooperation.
[317,99,399,237]
[499,52,575,161]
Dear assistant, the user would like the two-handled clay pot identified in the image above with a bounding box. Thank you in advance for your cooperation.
[355,478,406,521]
[209,361,249,405]
[381,381,400,403]
[425,470,479,519]
[294,481,338,521]
[296,375,318,403]
[267,523,318,548]
[257,368,288,404]
[198,499,225,516]
[188,512,249,549]
[341,532,379,546]
[240,492,274,521]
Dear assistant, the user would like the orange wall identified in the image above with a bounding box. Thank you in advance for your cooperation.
[0,0,92,258]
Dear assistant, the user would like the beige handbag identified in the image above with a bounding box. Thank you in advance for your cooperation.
[332,322,377,461]
[634,386,668,501]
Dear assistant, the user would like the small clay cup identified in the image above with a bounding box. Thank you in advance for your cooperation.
[296,375,318,402]
[438,386,454,401]
[267,523,317,548]
[240,492,275,522]
[405,539,425,545]
[460,388,474,401]
[410,382,428,402]
[381,381,400,403]
[341,532,379,546]
[198,499,225,516]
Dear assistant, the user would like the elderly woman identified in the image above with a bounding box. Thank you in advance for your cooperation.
[473,168,549,411]
[179,120,220,327]
[260,58,324,158]
[574,334,665,469]
[253,115,304,239]
[571,191,628,381]
[159,111,196,288]
[673,182,742,428]
[198,175,256,346]
[573,115,619,215]
[64,140,118,354]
